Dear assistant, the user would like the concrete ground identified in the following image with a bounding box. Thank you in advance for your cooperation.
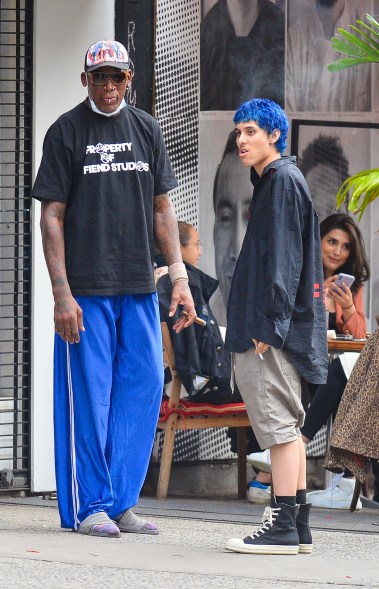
[0,499,378,588]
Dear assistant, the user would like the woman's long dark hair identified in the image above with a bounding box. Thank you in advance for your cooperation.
[320,213,370,293]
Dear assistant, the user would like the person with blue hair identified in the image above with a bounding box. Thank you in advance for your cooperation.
[225,98,328,555]
[232,98,289,154]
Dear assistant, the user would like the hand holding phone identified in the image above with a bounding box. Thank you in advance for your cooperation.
[325,273,355,302]
[333,273,355,290]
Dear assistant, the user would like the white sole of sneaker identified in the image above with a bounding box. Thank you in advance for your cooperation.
[246,458,272,473]
[299,543,313,554]
[225,541,299,555]
[308,500,362,510]
[247,495,271,505]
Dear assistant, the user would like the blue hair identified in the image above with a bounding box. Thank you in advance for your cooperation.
[233,98,289,155]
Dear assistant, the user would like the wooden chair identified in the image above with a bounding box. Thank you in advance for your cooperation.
[157,322,251,499]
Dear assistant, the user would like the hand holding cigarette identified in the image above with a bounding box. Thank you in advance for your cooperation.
[253,338,269,359]
[182,310,206,326]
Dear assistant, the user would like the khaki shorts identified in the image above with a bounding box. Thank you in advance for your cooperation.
[234,346,304,449]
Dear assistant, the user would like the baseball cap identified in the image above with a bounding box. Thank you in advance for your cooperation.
[84,40,129,72]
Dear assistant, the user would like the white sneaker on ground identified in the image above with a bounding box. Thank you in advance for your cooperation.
[307,477,362,510]
[247,449,271,473]
[247,480,271,504]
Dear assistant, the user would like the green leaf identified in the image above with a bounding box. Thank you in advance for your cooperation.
[366,13,379,30]
[328,15,379,71]
[349,24,379,53]
[336,169,379,220]
[327,57,371,72]
[337,28,379,58]
[330,37,366,57]
[354,21,379,46]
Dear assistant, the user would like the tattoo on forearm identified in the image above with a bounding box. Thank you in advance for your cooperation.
[154,195,171,213]
[40,200,70,296]
[55,298,71,312]
[154,195,182,265]
[52,276,67,288]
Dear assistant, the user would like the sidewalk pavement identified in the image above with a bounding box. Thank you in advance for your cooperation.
[0,499,378,589]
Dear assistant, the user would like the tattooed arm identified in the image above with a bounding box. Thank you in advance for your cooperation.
[154,194,196,331]
[40,201,85,343]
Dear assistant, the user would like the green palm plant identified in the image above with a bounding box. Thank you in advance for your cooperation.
[326,13,379,219]
[335,169,379,221]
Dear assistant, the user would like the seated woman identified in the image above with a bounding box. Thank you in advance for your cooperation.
[302,213,370,508]
[301,214,369,441]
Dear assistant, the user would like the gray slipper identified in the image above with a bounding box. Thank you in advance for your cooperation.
[78,511,121,537]
[116,508,159,535]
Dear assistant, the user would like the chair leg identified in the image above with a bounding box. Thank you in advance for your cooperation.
[237,426,247,499]
[157,416,177,500]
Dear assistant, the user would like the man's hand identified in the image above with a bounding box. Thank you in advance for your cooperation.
[54,294,85,343]
[169,280,196,332]
[40,200,85,342]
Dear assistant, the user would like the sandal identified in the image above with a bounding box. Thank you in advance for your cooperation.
[78,511,121,537]
[116,508,159,535]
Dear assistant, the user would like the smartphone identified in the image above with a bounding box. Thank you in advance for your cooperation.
[333,273,355,290]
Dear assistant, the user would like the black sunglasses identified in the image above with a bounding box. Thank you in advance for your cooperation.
[88,71,128,86]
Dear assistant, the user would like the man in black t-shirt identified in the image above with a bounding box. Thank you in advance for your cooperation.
[32,40,195,538]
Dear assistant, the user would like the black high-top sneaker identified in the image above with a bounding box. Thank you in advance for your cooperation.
[296,503,313,553]
[225,502,299,555]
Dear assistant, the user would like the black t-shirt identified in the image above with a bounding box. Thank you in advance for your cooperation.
[32,102,177,296]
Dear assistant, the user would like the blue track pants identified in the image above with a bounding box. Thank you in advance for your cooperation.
[53,293,163,529]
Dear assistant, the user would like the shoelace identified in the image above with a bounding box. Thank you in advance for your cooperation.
[247,506,280,539]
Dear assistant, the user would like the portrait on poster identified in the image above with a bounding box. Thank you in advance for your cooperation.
[291,121,378,223]
[291,120,379,324]
[286,0,373,113]
[200,0,285,111]
[199,114,253,326]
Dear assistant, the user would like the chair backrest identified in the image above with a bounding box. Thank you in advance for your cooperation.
[161,322,176,375]
[161,322,182,409]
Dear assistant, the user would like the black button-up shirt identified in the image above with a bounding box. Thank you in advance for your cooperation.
[226,157,328,385]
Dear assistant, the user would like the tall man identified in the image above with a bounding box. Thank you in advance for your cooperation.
[32,40,195,537]
[225,99,328,555]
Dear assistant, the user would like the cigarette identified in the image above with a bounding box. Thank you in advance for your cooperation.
[182,311,206,326]
[258,352,264,360]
